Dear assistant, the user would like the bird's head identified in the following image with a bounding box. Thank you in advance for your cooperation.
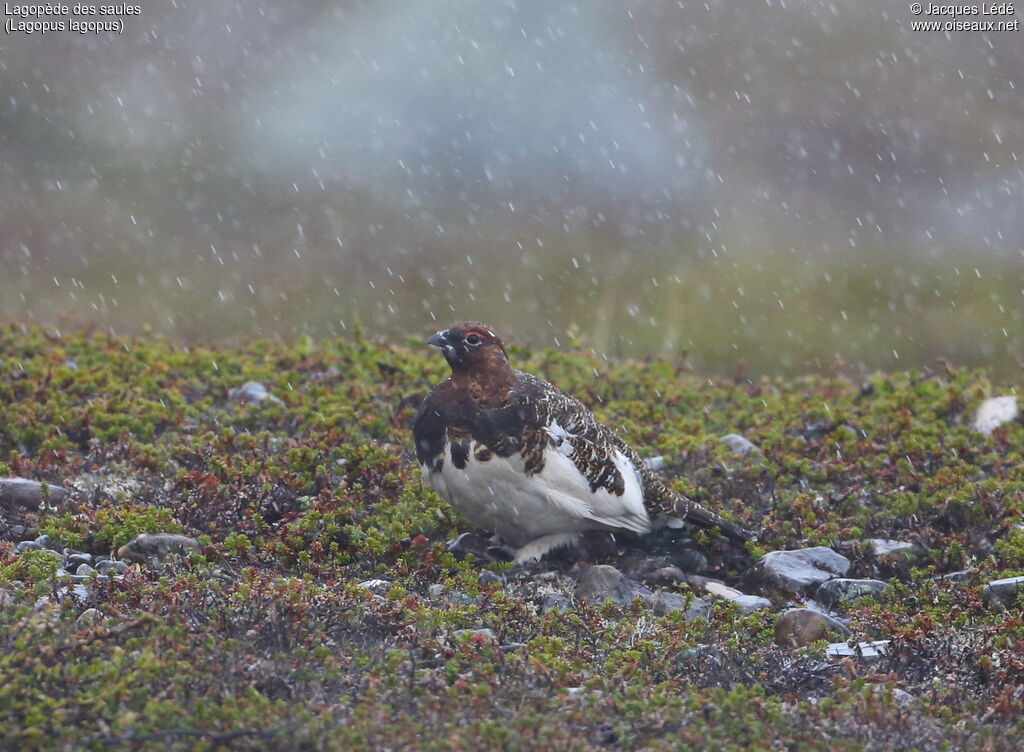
[426,322,509,374]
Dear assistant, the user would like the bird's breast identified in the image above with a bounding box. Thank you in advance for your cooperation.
[420,434,651,545]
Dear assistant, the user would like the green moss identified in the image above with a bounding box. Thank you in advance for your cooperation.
[0,324,1023,750]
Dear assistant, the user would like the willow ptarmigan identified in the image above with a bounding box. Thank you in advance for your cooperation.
[412,322,750,563]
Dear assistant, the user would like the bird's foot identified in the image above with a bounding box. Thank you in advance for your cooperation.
[512,533,581,565]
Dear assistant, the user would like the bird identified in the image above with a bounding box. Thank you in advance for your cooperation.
[412,322,751,563]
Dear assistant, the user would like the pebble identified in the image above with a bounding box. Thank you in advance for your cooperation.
[731,595,773,614]
[14,540,43,553]
[775,608,851,647]
[938,569,975,583]
[477,570,505,586]
[0,478,69,510]
[356,579,391,594]
[75,563,96,576]
[982,575,1024,607]
[672,548,708,574]
[46,584,90,605]
[65,553,94,570]
[75,608,104,627]
[747,547,851,595]
[445,532,492,560]
[719,433,760,456]
[653,592,712,620]
[643,456,667,472]
[825,640,889,662]
[228,381,282,406]
[576,565,635,607]
[973,395,1019,436]
[427,583,448,600]
[702,582,772,614]
[817,578,888,608]
[541,593,572,613]
[96,560,129,576]
[56,570,93,584]
[641,565,688,587]
[865,539,917,565]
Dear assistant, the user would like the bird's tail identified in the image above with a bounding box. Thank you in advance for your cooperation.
[674,496,751,542]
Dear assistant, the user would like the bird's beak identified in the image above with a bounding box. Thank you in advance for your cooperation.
[426,331,448,348]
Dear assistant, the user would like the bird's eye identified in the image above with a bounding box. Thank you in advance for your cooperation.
[465,333,482,346]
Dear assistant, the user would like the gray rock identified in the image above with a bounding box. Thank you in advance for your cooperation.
[50,584,90,605]
[117,533,199,565]
[356,578,391,594]
[445,532,492,559]
[891,688,916,708]
[732,595,773,614]
[96,560,129,576]
[576,565,635,607]
[719,433,760,456]
[676,644,725,666]
[541,593,572,613]
[643,456,667,472]
[982,575,1024,607]
[672,548,708,573]
[15,540,43,554]
[874,686,916,708]
[65,473,141,502]
[0,478,69,510]
[75,608,104,627]
[939,568,975,582]
[426,583,477,606]
[817,578,888,607]
[426,583,448,600]
[775,608,851,647]
[973,395,1019,436]
[866,539,917,564]
[702,582,773,614]
[65,553,94,570]
[55,570,93,584]
[653,592,712,620]
[748,547,851,595]
[477,570,505,586]
[75,563,96,576]
[228,381,281,406]
[34,534,52,548]
[825,640,889,662]
[641,565,688,587]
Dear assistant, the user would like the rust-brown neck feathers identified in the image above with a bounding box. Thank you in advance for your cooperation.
[428,322,515,407]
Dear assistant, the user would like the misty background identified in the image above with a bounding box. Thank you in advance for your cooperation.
[2,0,1022,376]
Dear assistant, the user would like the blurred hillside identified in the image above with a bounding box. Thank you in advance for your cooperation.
[1,0,1022,376]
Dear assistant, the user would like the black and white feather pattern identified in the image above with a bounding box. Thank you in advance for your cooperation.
[412,323,749,562]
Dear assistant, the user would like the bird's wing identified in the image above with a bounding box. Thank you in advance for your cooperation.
[499,373,750,543]
[469,373,651,534]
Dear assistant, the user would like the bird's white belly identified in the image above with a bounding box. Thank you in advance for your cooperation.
[422,439,650,546]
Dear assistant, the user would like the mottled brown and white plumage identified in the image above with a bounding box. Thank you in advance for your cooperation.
[412,322,750,563]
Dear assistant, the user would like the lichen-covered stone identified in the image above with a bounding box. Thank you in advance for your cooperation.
[817,578,888,607]
[576,565,634,606]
